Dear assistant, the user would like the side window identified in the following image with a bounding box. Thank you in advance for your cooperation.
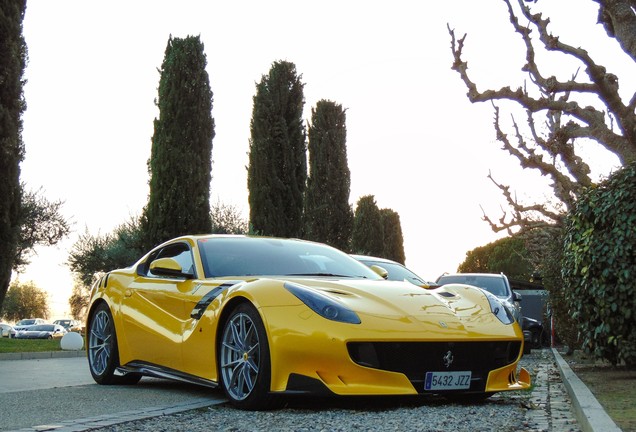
[147,243,195,278]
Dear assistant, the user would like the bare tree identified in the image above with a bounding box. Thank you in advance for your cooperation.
[449,0,636,233]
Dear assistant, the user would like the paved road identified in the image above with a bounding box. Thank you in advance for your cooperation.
[0,356,226,431]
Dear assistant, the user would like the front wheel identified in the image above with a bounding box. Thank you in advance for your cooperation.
[219,303,280,410]
[88,302,141,385]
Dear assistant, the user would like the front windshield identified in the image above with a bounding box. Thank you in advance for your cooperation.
[198,237,381,280]
[17,319,35,325]
[438,275,509,298]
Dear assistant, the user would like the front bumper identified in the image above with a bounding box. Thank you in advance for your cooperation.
[264,306,531,396]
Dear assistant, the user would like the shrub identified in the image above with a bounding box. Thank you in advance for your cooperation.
[562,162,636,366]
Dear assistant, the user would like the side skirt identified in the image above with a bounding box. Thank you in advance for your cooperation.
[119,361,218,389]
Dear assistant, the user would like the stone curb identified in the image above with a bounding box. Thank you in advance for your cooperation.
[552,348,621,432]
[8,398,224,432]
[0,350,86,361]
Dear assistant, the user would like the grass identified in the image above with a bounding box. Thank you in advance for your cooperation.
[564,349,636,432]
[0,337,64,353]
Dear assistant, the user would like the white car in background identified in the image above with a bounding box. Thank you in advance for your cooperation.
[0,323,16,338]
[13,318,47,332]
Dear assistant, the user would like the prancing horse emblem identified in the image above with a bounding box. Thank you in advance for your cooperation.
[443,350,454,368]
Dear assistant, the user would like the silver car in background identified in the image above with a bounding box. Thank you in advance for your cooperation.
[13,318,47,332]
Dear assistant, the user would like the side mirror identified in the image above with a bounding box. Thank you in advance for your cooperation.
[150,257,194,279]
[369,265,389,280]
[513,291,523,302]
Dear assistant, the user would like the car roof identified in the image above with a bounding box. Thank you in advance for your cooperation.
[438,273,506,279]
[350,254,399,265]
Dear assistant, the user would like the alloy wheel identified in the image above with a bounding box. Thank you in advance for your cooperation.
[89,309,113,376]
[220,312,261,401]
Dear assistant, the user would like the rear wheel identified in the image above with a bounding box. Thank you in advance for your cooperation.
[219,303,279,410]
[531,329,541,347]
[88,302,141,385]
[523,341,532,354]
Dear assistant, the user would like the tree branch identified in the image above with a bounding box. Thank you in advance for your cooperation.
[448,0,636,233]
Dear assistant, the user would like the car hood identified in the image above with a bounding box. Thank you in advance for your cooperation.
[254,277,514,337]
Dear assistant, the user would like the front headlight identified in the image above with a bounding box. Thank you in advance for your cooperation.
[483,291,515,325]
[284,282,361,324]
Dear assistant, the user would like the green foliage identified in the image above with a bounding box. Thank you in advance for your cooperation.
[68,216,145,286]
[380,209,405,264]
[15,186,70,270]
[457,245,489,273]
[458,236,532,280]
[248,60,307,238]
[0,0,27,313]
[351,195,385,256]
[142,35,214,249]
[304,100,353,251]
[562,162,636,366]
[68,280,90,321]
[211,200,248,234]
[0,280,49,322]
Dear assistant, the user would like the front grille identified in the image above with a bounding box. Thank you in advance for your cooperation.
[347,341,521,393]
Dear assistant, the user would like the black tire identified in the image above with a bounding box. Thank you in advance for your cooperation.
[219,303,280,410]
[87,302,141,385]
[531,329,540,348]
[523,341,532,354]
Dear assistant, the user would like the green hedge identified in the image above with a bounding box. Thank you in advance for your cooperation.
[562,161,636,366]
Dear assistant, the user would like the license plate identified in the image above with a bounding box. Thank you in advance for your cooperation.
[424,371,472,390]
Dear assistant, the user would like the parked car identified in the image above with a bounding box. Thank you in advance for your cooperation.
[13,318,47,332]
[15,324,67,339]
[53,319,83,333]
[86,234,530,410]
[0,323,16,338]
[351,254,437,288]
[522,316,546,348]
[436,273,533,353]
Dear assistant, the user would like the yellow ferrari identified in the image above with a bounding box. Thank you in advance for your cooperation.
[87,235,530,410]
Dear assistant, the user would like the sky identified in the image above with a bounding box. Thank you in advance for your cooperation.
[15,1,629,319]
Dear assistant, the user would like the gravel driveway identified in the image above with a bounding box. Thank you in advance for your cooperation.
[93,349,580,432]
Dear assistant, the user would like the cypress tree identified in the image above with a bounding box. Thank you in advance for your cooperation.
[0,0,27,311]
[381,208,406,264]
[142,35,214,249]
[304,100,353,251]
[247,60,306,237]
[351,195,384,256]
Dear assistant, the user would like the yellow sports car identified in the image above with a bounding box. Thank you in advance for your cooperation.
[87,235,530,410]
